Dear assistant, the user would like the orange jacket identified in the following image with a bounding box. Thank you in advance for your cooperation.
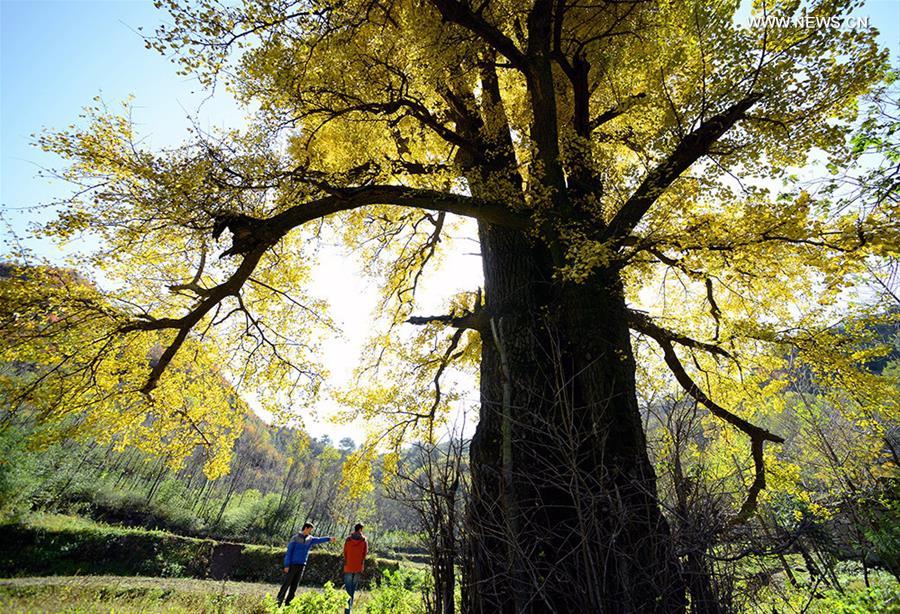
[343,532,368,573]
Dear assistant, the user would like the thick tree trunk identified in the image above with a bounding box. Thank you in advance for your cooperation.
[466,223,685,613]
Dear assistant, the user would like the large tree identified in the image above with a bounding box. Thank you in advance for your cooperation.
[5,0,895,611]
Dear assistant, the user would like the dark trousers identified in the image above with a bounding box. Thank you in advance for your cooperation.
[343,572,361,613]
[277,563,306,606]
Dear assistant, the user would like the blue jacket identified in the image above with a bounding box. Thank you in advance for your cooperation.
[284,534,331,566]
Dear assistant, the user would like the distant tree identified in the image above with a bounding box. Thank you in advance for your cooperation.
[338,437,357,454]
[388,430,466,614]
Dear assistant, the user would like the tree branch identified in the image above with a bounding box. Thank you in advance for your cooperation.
[429,0,527,69]
[210,185,528,258]
[123,185,521,393]
[408,289,488,332]
[629,309,783,524]
[427,327,466,425]
[705,278,722,342]
[626,309,731,360]
[280,185,524,228]
[167,246,209,297]
[602,95,761,244]
[120,243,271,394]
[408,310,488,332]
[588,92,647,132]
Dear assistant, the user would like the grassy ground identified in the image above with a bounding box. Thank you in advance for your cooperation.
[0,575,369,613]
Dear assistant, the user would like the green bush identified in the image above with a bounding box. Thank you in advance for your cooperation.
[75,484,206,537]
[0,518,212,579]
[364,568,428,614]
[219,491,295,544]
[50,479,295,547]
[0,430,35,519]
[807,584,900,613]
[260,582,348,614]
[228,542,397,587]
[863,494,900,577]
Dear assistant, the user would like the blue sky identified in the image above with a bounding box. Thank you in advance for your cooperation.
[1,0,247,252]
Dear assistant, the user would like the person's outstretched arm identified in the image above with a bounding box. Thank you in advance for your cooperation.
[311,536,334,545]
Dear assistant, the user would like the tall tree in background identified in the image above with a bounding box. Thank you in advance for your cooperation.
[4,0,895,611]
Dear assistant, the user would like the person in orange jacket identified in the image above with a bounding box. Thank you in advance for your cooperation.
[342,523,368,614]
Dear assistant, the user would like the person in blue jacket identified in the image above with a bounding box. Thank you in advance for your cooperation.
[276,522,336,606]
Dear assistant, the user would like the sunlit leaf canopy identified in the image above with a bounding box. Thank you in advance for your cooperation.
[3,0,896,485]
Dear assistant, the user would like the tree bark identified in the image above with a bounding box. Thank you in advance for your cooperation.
[467,225,685,613]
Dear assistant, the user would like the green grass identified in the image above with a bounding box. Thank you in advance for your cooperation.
[18,512,175,538]
[0,575,372,613]
[0,575,274,613]
[739,557,900,613]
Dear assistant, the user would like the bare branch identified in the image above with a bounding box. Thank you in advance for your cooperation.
[626,309,732,360]
[120,243,271,394]
[120,184,519,393]
[168,246,209,297]
[705,278,722,342]
[408,309,488,332]
[427,327,466,426]
[630,310,784,524]
[408,289,488,332]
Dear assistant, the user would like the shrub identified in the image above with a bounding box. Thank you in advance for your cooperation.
[862,494,900,577]
[220,492,294,544]
[259,582,347,613]
[807,584,900,613]
[228,542,398,586]
[0,429,37,519]
[82,484,205,536]
[364,568,428,614]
